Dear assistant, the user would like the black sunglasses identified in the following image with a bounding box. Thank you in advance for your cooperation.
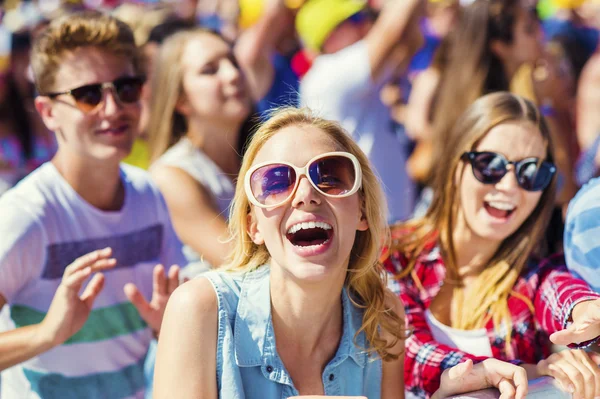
[462,151,556,192]
[44,76,146,113]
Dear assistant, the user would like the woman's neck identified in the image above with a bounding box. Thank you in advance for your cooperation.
[186,118,242,177]
[451,216,501,280]
[269,265,346,357]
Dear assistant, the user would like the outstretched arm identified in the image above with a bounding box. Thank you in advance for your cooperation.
[365,0,425,80]
[0,248,116,370]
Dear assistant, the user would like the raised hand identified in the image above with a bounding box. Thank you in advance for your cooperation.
[550,299,600,346]
[536,349,600,399]
[124,264,180,336]
[39,247,116,347]
[432,358,528,399]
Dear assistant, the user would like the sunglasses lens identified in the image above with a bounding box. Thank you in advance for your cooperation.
[115,77,144,104]
[250,164,296,206]
[308,155,356,196]
[471,152,507,184]
[70,84,103,112]
[517,161,555,191]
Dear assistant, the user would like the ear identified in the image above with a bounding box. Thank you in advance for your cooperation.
[174,94,191,117]
[246,211,264,245]
[357,198,369,232]
[490,39,510,62]
[34,96,60,132]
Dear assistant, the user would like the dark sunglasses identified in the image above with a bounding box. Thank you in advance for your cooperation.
[462,151,556,192]
[45,76,146,113]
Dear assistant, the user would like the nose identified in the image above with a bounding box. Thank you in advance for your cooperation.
[291,176,322,208]
[221,59,242,85]
[100,87,122,116]
[495,166,520,193]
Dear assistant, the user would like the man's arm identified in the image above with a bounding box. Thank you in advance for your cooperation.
[365,0,425,80]
[234,0,294,102]
[0,248,116,371]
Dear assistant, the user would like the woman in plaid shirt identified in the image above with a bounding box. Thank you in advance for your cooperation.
[384,93,600,399]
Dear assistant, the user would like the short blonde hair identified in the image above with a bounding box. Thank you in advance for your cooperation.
[224,107,407,361]
[31,10,143,94]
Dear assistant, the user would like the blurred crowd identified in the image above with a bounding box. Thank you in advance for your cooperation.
[3,0,600,397]
[2,0,600,240]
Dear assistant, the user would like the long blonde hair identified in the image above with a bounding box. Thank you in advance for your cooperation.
[224,107,406,361]
[393,93,556,351]
[147,28,225,163]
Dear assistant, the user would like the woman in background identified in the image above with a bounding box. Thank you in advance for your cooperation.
[385,92,600,399]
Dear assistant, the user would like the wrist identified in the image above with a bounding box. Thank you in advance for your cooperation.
[32,322,58,352]
[571,300,595,322]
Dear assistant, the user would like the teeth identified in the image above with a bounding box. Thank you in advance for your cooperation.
[487,201,516,211]
[287,221,332,234]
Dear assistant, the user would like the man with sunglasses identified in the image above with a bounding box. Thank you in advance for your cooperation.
[298,0,425,223]
[0,11,185,399]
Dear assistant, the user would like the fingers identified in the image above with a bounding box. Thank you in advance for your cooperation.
[80,273,105,308]
[63,247,116,283]
[577,351,600,399]
[550,324,581,346]
[588,351,600,366]
[544,364,574,395]
[153,264,166,296]
[543,350,600,399]
[167,265,180,294]
[497,378,516,399]
[512,365,528,399]
[124,283,152,321]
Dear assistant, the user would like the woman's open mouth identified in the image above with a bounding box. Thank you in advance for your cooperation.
[483,201,516,221]
[286,221,333,248]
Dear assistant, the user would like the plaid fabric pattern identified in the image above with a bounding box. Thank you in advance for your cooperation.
[384,245,600,399]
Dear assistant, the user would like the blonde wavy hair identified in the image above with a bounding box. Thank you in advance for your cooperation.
[391,92,557,352]
[224,107,406,361]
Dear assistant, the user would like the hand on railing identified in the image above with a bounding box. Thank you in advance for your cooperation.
[535,349,600,399]
[433,359,528,399]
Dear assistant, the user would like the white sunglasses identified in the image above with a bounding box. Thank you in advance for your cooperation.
[244,151,363,209]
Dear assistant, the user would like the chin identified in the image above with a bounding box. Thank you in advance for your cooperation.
[93,144,134,163]
[288,264,333,282]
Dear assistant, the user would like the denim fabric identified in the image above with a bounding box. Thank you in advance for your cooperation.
[203,265,382,399]
[565,177,600,291]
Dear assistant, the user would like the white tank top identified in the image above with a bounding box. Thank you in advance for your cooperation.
[425,309,493,357]
[152,138,235,272]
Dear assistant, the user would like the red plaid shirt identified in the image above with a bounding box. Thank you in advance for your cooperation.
[383,244,600,399]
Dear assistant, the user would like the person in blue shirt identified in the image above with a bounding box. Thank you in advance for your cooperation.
[154,107,531,399]
[564,177,600,291]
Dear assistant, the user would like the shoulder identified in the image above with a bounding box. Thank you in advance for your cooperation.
[166,277,219,324]
[566,177,600,223]
[121,163,164,197]
[150,163,202,196]
[0,172,50,247]
[564,178,600,271]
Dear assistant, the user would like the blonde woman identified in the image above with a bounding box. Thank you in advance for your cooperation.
[148,28,255,271]
[154,107,532,398]
[384,92,600,399]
